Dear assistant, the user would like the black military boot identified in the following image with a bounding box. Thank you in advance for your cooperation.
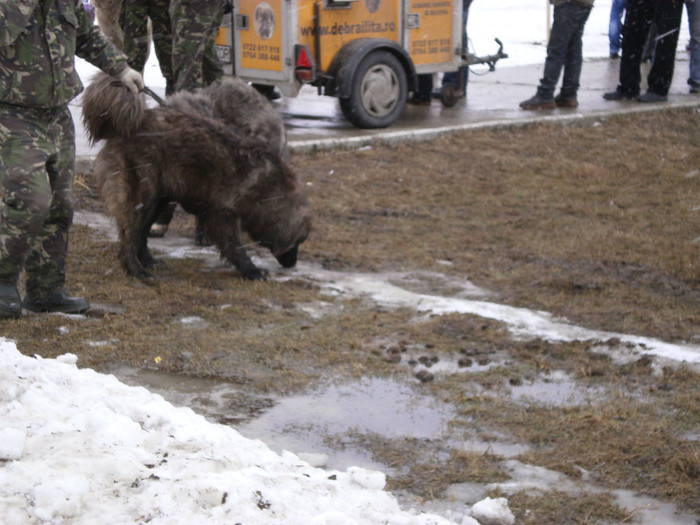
[22,290,90,314]
[0,283,22,319]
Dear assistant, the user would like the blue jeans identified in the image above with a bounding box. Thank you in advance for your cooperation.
[609,0,626,55]
[687,0,700,86]
[537,2,592,99]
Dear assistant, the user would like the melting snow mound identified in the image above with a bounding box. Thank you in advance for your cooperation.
[0,338,462,525]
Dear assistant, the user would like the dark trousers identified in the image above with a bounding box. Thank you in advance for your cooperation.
[617,0,684,96]
[538,2,592,99]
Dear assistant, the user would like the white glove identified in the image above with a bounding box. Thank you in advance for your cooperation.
[119,67,144,93]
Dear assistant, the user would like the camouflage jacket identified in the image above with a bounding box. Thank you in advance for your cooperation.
[0,0,128,109]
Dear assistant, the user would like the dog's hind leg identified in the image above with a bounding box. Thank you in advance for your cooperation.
[194,213,212,246]
[137,230,160,269]
[149,200,176,238]
[202,212,269,281]
[138,203,165,269]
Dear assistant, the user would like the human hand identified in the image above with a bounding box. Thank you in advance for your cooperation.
[119,68,144,93]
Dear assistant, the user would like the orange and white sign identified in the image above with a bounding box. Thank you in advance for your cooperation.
[239,0,284,71]
[408,0,453,66]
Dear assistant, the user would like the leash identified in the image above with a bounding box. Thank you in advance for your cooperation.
[142,86,166,106]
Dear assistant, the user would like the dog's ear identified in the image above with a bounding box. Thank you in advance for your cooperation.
[82,72,146,142]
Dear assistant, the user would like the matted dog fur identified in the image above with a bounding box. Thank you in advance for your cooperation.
[147,77,290,241]
[81,73,311,281]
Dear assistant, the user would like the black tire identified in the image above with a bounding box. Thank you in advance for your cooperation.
[440,83,460,107]
[339,50,407,129]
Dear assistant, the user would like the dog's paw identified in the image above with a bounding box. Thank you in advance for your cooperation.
[139,275,159,287]
[242,267,269,281]
[194,233,212,246]
[148,223,168,238]
[126,264,156,283]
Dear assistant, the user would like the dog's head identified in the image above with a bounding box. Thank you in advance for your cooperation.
[242,159,312,268]
[254,3,275,40]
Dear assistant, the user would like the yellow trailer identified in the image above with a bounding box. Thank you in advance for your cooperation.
[215,0,506,128]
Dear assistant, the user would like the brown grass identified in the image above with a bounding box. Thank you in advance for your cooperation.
[3,107,699,523]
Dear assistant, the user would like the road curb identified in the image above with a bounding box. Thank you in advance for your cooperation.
[74,98,700,172]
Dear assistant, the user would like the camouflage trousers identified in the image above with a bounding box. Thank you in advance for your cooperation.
[120,0,174,89]
[0,105,75,297]
[170,0,224,91]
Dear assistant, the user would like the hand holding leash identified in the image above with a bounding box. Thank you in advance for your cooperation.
[119,67,144,93]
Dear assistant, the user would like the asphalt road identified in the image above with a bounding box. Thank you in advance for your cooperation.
[72,56,700,167]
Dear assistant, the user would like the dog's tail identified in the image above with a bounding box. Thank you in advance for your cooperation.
[81,72,146,143]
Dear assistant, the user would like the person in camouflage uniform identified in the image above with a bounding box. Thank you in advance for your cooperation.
[120,0,175,95]
[169,0,226,91]
[0,0,143,319]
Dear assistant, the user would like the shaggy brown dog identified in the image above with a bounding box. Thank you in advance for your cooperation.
[81,73,311,281]
[148,77,289,240]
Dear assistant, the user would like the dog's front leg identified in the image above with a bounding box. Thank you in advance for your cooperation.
[204,213,269,281]
[118,201,157,281]
[118,224,154,280]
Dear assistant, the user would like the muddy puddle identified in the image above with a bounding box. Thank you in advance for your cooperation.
[111,366,700,525]
[112,368,455,472]
[508,370,608,407]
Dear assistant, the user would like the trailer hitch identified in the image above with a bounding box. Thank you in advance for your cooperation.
[463,38,508,72]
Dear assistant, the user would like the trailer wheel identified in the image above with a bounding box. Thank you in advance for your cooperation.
[339,51,407,129]
[440,83,460,107]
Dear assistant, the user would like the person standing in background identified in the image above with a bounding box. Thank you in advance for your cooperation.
[520,0,594,110]
[120,0,175,95]
[169,0,225,91]
[439,0,474,100]
[609,0,626,58]
[410,0,474,105]
[686,0,700,92]
[603,0,684,103]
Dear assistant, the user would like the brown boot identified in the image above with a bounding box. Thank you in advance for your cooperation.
[555,95,578,108]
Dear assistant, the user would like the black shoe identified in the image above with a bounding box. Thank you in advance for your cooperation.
[0,283,22,319]
[637,90,667,103]
[23,290,90,314]
[519,94,555,110]
[603,90,637,101]
[609,52,620,59]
